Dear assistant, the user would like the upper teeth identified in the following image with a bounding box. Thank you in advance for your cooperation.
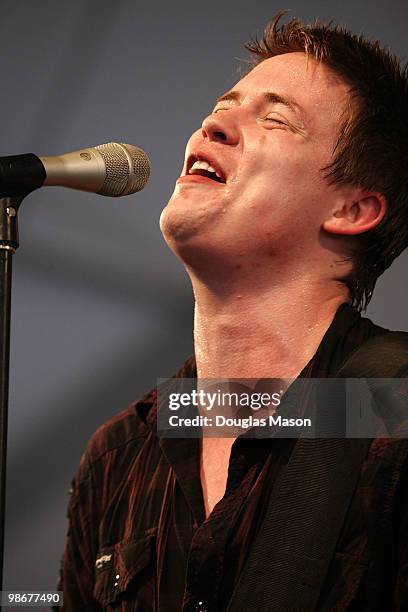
[189,159,222,179]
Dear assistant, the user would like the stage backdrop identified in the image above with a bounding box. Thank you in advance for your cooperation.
[1,0,407,598]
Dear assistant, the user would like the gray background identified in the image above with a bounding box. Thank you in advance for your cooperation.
[1,0,407,598]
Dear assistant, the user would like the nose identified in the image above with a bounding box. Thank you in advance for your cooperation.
[201,112,240,145]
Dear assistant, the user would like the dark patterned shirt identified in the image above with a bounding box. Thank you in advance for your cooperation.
[56,304,408,611]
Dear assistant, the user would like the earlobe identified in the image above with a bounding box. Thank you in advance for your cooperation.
[323,192,387,236]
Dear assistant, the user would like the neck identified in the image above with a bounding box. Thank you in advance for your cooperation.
[191,271,348,379]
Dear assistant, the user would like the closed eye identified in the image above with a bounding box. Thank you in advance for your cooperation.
[213,107,230,114]
[264,116,286,125]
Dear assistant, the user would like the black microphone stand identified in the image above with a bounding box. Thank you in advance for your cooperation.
[0,155,45,600]
[0,195,24,596]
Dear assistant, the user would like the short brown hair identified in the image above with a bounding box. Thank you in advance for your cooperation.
[246,12,408,310]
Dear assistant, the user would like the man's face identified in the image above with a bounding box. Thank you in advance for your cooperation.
[160,52,352,274]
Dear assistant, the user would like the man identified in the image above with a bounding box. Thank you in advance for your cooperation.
[57,13,408,611]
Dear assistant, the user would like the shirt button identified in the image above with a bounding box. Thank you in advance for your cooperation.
[195,601,209,612]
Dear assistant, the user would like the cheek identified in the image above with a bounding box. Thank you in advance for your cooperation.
[232,154,331,240]
[240,155,320,211]
[247,138,332,206]
[240,132,307,180]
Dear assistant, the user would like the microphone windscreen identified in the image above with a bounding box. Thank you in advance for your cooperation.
[95,142,151,196]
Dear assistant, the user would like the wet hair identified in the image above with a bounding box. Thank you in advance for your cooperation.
[246,12,408,310]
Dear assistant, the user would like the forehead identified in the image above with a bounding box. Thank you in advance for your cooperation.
[234,52,352,136]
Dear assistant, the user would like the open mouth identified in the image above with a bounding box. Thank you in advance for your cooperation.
[186,155,226,183]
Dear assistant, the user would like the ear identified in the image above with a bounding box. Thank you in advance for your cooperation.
[322,192,387,236]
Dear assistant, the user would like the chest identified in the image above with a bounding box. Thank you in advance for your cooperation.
[200,439,235,516]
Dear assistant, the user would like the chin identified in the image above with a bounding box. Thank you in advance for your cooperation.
[159,204,204,259]
[160,206,224,271]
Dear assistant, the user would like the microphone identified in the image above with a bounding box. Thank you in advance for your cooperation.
[0,143,151,198]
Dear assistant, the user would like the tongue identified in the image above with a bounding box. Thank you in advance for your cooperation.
[191,169,223,182]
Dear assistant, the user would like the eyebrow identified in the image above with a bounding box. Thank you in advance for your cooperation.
[215,90,305,120]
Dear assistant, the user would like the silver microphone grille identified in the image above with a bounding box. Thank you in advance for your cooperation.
[94,142,151,197]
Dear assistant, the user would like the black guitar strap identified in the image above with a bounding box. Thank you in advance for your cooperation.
[226,331,408,612]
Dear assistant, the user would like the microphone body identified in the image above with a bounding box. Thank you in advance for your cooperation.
[0,143,151,198]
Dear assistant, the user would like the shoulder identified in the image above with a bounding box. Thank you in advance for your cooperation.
[72,355,196,482]
[366,330,408,376]
[73,387,158,490]
[338,325,408,377]
[89,392,156,461]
